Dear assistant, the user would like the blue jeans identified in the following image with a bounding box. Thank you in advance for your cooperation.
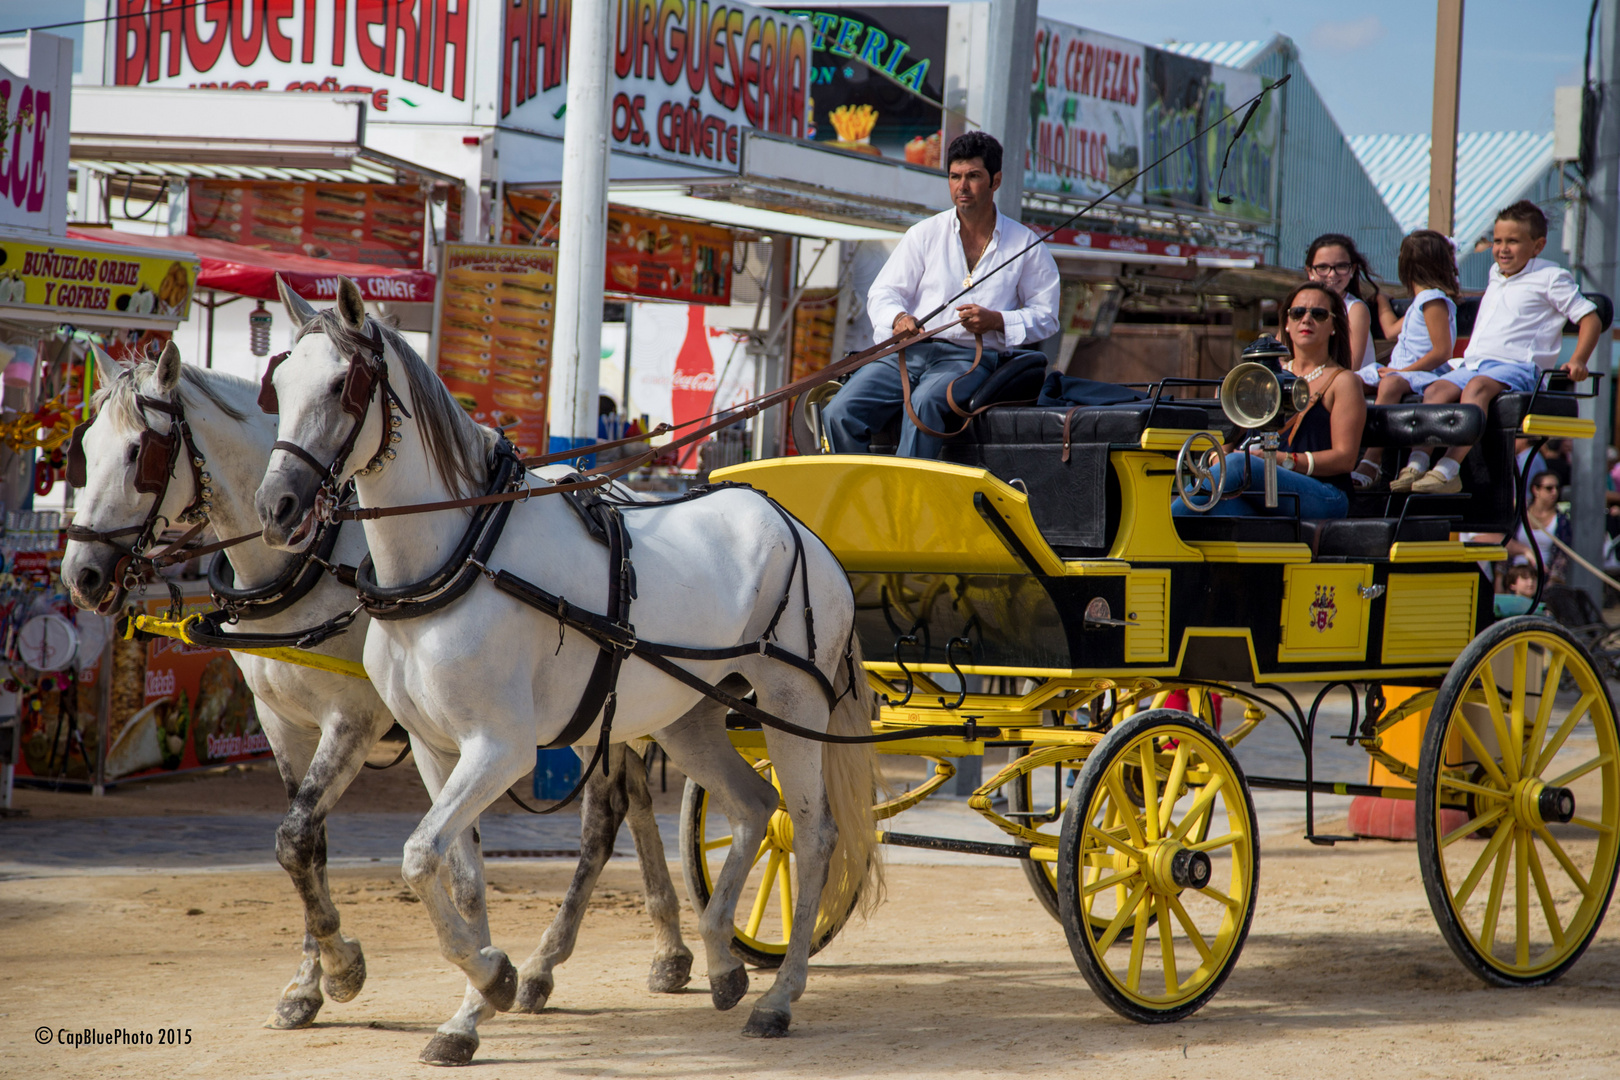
[822,341,998,459]
[1171,451,1349,518]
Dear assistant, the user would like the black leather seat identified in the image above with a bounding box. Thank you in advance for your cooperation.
[1362,403,1483,447]
[966,352,1048,410]
[1304,516,1453,558]
[952,401,1211,448]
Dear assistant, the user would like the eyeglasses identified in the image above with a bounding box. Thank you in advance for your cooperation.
[1309,262,1353,275]
[1287,306,1331,322]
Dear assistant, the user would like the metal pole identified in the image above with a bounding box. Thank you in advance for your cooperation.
[1428,0,1465,234]
[548,0,613,453]
[204,290,215,369]
[621,301,634,420]
[751,234,796,461]
[981,0,1038,221]
[1573,0,1620,605]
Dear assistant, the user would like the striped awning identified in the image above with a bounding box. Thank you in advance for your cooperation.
[1162,40,1270,69]
[1348,131,1558,246]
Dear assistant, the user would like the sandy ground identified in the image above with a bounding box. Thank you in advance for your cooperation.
[3,755,1618,1079]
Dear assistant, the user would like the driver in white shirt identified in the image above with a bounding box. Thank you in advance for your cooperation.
[822,132,1061,458]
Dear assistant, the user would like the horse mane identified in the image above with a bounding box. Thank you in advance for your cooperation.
[297,309,494,497]
[95,358,255,432]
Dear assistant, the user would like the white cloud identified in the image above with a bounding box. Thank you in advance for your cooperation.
[1310,15,1388,53]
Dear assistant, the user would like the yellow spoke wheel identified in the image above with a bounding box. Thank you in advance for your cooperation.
[1058,709,1259,1023]
[679,757,851,970]
[1416,617,1620,986]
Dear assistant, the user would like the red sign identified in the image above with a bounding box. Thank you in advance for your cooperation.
[1040,226,1260,264]
[189,180,427,269]
[503,193,733,305]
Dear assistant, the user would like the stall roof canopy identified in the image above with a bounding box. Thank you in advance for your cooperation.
[67,229,436,305]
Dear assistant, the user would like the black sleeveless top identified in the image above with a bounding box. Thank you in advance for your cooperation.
[1280,381,1352,492]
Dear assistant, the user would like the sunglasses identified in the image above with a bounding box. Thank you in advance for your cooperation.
[1287,305,1331,322]
[1309,262,1352,275]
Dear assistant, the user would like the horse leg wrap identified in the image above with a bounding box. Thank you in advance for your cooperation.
[419,1032,479,1067]
[648,953,693,994]
[478,950,519,1013]
[710,965,749,1011]
[742,1005,792,1038]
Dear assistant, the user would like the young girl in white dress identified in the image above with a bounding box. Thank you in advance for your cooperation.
[1352,230,1460,489]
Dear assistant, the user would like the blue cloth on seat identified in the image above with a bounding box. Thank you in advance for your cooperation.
[1036,372,1148,408]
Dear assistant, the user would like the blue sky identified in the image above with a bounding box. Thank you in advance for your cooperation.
[3,0,1592,138]
[1040,0,1593,137]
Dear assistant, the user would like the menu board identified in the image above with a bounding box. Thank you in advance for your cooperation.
[188,181,428,268]
[435,244,555,457]
[502,193,733,305]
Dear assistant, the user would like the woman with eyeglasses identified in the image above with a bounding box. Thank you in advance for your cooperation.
[1305,234,1397,382]
[1173,283,1366,519]
[1506,474,1571,583]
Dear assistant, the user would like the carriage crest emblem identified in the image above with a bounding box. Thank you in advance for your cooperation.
[1309,585,1337,632]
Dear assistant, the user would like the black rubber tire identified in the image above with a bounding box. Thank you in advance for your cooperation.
[679,774,851,970]
[1415,616,1620,987]
[1009,748,1064,922]
[1058,709,1260,1024]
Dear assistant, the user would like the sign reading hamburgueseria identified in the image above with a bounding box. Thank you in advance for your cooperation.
[0,234,195,323]
[501,0,811,171]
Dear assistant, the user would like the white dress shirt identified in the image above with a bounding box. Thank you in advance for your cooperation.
[1461,257,1597,371]
[867,208,1061,351]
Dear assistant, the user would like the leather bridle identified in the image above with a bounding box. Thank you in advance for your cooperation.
[260,321,407,514]
[63,390,214,610]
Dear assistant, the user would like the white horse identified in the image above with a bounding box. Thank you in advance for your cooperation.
[253,278,880,1061]
[59,340,693,1042]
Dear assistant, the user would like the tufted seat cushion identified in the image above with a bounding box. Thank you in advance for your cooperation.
[1362,404,1483,447]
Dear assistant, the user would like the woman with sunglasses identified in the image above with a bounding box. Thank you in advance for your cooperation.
[1506,474,1571,583]
[1305,234,1397,381]
[1173,283,1366,518]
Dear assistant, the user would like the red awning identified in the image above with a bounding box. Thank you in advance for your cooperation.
[66,228,436,305]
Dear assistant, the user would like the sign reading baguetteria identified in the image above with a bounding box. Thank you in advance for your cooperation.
[501,0,811,171]
[108,0,479,123]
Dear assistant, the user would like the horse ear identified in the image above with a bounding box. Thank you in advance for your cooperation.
[89,344,120,390]
[336,277,367,330]
[155,340,183,392]
[276,275,318,329]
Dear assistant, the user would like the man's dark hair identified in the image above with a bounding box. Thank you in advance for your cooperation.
[1497,199,1548,240]
[947,132,1002,177]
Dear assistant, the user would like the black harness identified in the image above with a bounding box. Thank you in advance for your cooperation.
[63,389,213,609]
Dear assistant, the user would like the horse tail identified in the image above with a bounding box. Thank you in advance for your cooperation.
[819,632,885,928]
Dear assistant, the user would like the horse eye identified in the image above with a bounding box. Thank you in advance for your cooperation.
[331,377,346,395]
[126,444,139,463]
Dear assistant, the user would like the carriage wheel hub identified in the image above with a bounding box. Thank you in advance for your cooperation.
[1146,840,1210,893]
[1511,778,1576,828]
[766,808,795,851]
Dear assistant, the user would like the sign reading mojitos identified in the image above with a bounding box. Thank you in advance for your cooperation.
[501,0,811,171]
[1026,18,1278,224]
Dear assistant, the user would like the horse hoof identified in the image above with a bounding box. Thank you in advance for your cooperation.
[710,966,749,1012]
[512,973,553,1014]
[264,996,321,1029]
[321,946,366,1003]
[742,1006,791,1039]
[648,954,693,994]
[419,1032,478,1066]
[479,952,519,1013]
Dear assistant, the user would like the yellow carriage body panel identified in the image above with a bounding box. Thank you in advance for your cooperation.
[1277,564,1375,662]
[1381,573,1480,665]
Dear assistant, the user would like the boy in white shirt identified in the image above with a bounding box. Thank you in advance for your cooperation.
[1393,200,1601,495]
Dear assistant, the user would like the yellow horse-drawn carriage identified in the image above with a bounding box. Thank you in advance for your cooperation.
[690,362,1618,1022]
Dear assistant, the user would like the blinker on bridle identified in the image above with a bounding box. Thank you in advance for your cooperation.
[63,384,215,606]
[259,320,409,513]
